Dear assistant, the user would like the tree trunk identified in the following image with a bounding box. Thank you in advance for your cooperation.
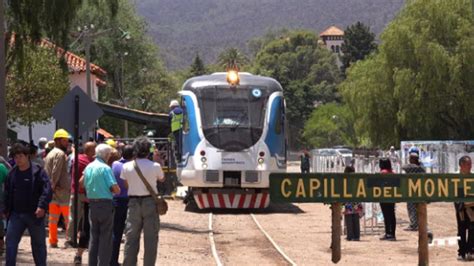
[0,0,8,157]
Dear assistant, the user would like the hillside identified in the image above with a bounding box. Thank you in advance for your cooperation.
[135,0,405,70]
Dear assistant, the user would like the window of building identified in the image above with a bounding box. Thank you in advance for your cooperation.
[331,45,335,52]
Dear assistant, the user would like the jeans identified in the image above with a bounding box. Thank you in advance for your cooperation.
[78,202,90,249]
[455,203,474,256]
[381,203,396,236]
[5,212,47,266]
[111,197,129,266]
[123,197,159,266]
[407,202,418,229]
[89,200,114,266]
[67,193,86,241]
[344,214,360,240]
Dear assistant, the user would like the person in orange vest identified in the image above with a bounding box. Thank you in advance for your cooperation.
[44,129,71,248]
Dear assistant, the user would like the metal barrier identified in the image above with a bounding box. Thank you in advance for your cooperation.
[312,154,386,235]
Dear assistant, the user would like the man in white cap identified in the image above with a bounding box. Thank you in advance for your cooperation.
[169,100,183,161]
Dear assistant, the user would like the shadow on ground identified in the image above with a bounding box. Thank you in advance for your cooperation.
[160,222,210,234]
[184,201,304,215]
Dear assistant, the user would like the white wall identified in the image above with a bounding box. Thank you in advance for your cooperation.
[12,72,101,142]
[69,72,100,102]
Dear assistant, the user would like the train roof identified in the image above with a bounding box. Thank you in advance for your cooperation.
[182,72,283,92]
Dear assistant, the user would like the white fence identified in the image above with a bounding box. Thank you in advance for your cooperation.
[311,142,474,235]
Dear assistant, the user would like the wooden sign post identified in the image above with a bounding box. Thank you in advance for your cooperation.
[270,173,474,265]
[418,203,429,266]
[331,203,341,263]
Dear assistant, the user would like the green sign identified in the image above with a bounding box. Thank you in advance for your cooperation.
[269,173,474,203]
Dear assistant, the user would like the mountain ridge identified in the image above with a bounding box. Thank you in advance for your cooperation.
[135,0,405,70]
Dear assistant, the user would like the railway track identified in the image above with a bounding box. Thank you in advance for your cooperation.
[208,212,297,266]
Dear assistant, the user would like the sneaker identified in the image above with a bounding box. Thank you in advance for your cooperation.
[380,234,396,241]
[404,226,418,231]
[49,243,58,249]
[74,255,82,265]
[457,254,466,261]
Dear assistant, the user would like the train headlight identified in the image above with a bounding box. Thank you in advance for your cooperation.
[201,157,207,163]
[258,158,264,164]
[226,70,240,85]
[202,163,208,169]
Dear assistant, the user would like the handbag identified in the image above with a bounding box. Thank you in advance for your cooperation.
[133,160,168,216]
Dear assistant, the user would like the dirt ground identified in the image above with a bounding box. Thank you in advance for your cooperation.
[0,200,465,265]
[0,163,468,265]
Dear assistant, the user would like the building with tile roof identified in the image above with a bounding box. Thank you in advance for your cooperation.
[13,39,108,142]
[319,26,344,67]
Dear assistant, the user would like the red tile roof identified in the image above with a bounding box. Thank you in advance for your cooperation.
[319,26,344,37]
[39,39,107,87]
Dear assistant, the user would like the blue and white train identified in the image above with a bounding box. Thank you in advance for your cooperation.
[177,71,287,209]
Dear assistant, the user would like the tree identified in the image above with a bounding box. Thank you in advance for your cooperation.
[247,28,290,58]
[71,0,178,138]
[340,21,377,73]
[253,30,342,148]
[6,46,69,142]
[216,47,249,70]
[303,103,357,148]
[188,53,207,78]
[340,0,474,147]
[0,0,118,156]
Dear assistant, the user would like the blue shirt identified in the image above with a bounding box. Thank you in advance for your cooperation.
[84,158,117,200]
[112,159,128,198]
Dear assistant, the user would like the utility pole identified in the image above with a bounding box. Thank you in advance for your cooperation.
[0,0,7,157]
[77,25,111,139]
[120,51,129,138]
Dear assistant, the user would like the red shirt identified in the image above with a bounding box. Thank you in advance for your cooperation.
[71,154,93,194]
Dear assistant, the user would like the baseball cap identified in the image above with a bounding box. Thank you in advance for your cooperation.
[408,146,419,157]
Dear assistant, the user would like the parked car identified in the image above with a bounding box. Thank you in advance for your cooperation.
[312,148,338,156]
[335,148,353,166]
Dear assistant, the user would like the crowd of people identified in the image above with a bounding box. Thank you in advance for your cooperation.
[0,130,166,266]
[302,145,474,261]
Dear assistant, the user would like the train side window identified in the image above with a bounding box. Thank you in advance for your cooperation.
[181,97,189,133]
[274,98,283,134]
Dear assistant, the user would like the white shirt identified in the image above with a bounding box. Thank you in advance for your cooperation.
[120,158,165,196]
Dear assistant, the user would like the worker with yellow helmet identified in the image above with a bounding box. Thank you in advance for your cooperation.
[169,100,183,161]
[44,129,71,248]
[106,139,117,148]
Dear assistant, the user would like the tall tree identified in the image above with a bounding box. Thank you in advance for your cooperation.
[303,103,357,148]
[73,0,177,136]
[216,47,249,70]
[340,21,377,73]
[340,0,474,147]
[0,0,6,156]
[188,53,207,78]
[0,0,118,156]
[7,47,69,142]
[254,31,342,148]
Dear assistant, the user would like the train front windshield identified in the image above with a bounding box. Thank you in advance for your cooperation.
[196,85,270,151]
